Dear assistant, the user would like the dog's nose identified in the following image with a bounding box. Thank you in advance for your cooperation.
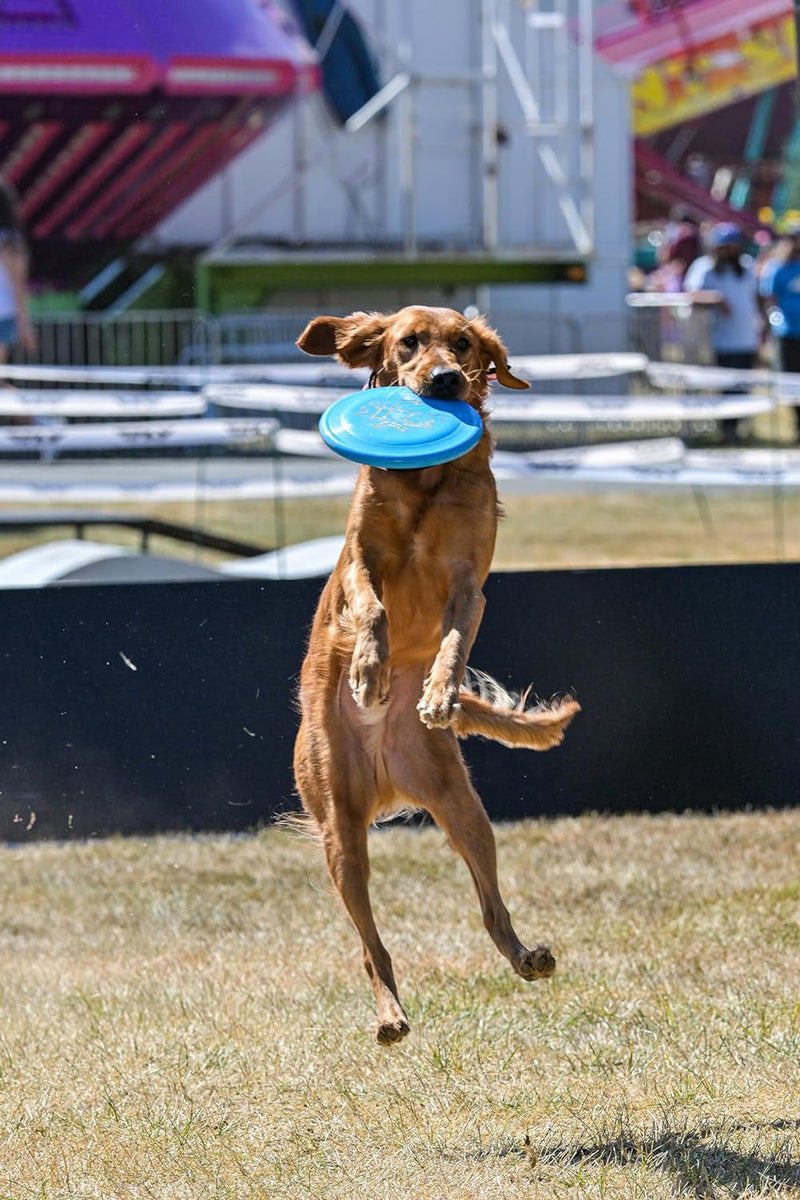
[423,367,463,399]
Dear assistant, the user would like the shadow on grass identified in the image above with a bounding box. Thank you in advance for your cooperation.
[450,1117,800,1197]
[526,1117,800,1198]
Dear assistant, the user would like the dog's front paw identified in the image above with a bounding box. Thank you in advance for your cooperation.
[417,676,460,728]
[350,638,390,710]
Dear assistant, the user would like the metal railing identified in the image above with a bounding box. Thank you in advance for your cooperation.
[12,304,702,372]
[626,293,714,366]
[15,310,314,370]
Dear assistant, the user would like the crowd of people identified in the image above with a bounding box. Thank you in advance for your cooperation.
[639,206,800,442]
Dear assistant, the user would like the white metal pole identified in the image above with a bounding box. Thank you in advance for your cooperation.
[397,41,417,255]
[577,0,595,250]
[481,0,500,252]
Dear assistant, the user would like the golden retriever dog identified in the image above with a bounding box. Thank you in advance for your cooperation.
[293,305,579,1044]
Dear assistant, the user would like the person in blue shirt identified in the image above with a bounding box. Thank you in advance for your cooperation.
[684,222,761,443]
[760,221,800,440]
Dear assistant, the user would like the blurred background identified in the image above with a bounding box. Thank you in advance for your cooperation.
[1,0,800,583]
[2,0,800,829]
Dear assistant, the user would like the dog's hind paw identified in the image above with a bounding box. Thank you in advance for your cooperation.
[516,945,556,981]
[375,1017,411,1046]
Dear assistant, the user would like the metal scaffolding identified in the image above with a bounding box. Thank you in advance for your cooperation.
[201,0,596,276]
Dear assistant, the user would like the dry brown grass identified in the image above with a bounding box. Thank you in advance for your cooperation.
[1,810,799,1198]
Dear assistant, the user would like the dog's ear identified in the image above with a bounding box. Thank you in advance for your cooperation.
[470,318,529,391]
[297,312,389,369]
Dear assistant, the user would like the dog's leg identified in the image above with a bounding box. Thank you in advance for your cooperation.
[321,816,411,1045]
[391,725,555,982]
[343,559,391,710]
[431,774,555,981]
[417,566,484,728]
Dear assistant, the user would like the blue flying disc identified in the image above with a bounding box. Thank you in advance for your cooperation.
[319,386,483,469]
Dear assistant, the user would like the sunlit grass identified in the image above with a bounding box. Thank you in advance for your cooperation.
[0,810,799,1197]
[1,485,799,575]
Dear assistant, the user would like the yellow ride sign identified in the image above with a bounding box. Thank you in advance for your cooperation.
[633,13,797,136]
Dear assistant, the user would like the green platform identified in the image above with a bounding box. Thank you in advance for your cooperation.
[196,253,589,312]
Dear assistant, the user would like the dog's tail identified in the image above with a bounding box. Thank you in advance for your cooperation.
[451,669,580,750]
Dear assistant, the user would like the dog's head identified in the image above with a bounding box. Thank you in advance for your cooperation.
[297,305,528,409]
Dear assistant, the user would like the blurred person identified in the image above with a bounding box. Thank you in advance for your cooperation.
[659,205,702,282]
[684,222,761,444]
[760,219,800,439]
[645,207,702,293]
[0,180,35,367]
[753,227,779,281]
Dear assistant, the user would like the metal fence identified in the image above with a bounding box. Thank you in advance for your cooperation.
[15,310,314,369]
[12,302,713,370]
[626,293,714,366]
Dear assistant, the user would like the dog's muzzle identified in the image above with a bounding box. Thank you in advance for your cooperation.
[421,367,464,400]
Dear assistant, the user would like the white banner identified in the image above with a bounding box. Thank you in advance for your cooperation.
[646,361,800,404]
[0,417,278,455]
[1,355,650,387]
[495,442,800,486]
[646,361,772,391]
[495,438,685,474]
[207,384,772,424]
[0,361,370,388]
[686,447,800,471]
[488,393,773,422]
[507,352,649,380]
[274,428,337,457]
[206,383,347,414]
[0,472,357,503]
[5,440,800,498]
[0,388,206,418]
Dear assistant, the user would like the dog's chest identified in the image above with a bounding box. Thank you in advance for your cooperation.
[386,480,495,575]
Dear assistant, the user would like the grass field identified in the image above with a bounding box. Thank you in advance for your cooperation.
[1,427,799,1197]
[1,811,799,1198]
[2,484,800,573]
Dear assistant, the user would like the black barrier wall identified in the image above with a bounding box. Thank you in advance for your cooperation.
[1,563,798,841]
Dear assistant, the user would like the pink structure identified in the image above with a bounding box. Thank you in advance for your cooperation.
[595,0,791,74]
[0,0,317,258]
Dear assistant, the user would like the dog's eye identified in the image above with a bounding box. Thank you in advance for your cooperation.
[402,334,418,349]
[455,336,470,352]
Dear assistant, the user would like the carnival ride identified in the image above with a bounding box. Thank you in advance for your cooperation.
[1,0,796,303]
[594,0,799,226]
[0,0,318,290]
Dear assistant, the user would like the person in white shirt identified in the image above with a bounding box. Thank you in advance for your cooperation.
[0,180,35,367]
[684,222,761,443]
